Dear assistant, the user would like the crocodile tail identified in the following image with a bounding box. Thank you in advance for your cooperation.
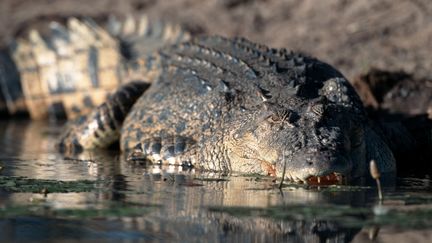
[106,14,191,83]
[3,15,190,120]
[8,18,123,120]
[107,14,190,60]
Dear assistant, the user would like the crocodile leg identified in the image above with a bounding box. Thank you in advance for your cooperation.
[58,81,149,153]
[126,136,197,167]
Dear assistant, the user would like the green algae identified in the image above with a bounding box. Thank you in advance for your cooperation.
[0,175,107,193]
[371,208,432,228]
[194,177,229,182]
[210,204,369,224]
[385,194,432,205]
[55,205,157,219]
[209,202,432,229]
[0,202,158,219]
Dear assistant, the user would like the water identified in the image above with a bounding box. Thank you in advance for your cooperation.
[0,120,431,242]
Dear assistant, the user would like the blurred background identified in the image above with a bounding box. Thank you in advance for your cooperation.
[1,0,431,81]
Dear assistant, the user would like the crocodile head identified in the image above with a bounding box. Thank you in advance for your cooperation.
[227,78,367,185]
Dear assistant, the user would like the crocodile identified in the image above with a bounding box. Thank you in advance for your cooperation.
[57,38,396,184]
[0,16,397,184]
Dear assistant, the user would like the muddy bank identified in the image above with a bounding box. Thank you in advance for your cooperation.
[1,0,432,81]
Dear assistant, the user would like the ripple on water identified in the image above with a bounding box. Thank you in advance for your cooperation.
[1,120,432,242]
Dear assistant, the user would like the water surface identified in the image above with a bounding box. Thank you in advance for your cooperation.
[0,120,431,242]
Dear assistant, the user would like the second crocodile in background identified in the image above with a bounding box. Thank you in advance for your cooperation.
[58,35,396,184]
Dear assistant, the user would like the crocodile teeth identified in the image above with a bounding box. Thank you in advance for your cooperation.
[305,172,345,185]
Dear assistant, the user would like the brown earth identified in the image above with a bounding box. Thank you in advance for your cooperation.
[1,0,432,82]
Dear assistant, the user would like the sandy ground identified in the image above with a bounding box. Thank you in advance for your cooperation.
[1,0,432,82]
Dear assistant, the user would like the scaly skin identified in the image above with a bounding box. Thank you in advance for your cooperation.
[59,36,396,183]
[0,15,189,119]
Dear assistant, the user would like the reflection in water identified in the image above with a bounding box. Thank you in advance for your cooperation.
[0,120,431,242]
